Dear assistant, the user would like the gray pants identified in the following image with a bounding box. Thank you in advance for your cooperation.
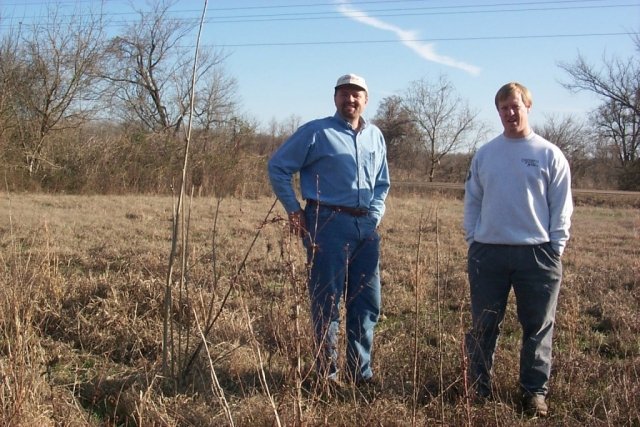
[465,242,563,397]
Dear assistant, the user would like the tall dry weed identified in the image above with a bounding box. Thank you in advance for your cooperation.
[1,217,76,425]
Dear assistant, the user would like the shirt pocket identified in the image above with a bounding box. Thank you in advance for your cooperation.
[360,149,377,179]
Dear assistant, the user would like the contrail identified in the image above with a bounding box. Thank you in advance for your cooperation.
[336,1,481,76]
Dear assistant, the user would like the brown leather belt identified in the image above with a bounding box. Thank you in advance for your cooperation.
[306,199,369,217]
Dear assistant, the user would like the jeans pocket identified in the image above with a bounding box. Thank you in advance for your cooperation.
[544,242,561,259]
[365,215,378,229]
[363,217,380,243]
[536,243,561,269]
[468,241,484,259]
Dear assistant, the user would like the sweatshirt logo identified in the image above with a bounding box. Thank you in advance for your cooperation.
[521,158,539,167]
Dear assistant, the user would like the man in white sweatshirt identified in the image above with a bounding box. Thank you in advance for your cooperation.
[463,82,573,417]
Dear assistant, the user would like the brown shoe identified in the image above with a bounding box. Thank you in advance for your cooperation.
[523,394,548,417]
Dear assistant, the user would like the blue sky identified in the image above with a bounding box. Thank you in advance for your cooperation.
[2,0,639,134]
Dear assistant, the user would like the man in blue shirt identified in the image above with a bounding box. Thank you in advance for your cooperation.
[268,74,390,390]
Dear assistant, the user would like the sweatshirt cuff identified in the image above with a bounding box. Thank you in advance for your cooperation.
[550,243,564,257]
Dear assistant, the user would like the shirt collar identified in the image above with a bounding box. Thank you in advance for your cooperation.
[333,112,368,131]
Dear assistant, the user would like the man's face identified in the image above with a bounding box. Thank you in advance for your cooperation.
[497,92,530,138]
[334,86,368,122]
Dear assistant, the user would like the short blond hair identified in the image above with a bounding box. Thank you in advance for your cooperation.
[494,82,533,109]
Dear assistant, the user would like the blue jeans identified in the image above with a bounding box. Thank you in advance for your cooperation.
[303,203,381,382]
[465,242,562,397]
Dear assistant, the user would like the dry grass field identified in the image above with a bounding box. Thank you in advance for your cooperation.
[1,192,638,426]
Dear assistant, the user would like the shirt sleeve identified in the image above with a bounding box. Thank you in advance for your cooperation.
[267,123,315,213]
[369,146,390,225]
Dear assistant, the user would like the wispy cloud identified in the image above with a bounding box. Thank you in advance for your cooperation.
[335,1,481,76]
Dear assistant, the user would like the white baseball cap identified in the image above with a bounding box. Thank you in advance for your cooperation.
[335,73,368,93]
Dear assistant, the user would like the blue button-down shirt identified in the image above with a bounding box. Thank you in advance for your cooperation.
[268,113,390,225]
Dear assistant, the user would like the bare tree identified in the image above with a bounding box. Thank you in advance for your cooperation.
[593,100,640,165]
[194,69,238,132]
[103,0,232,134]
[558,41,640,174]
[0,25,20,142]
[258,114,302,157]
[559,53,640,118]
[0,5,106,175]
[372,95,421,167]
[278,114,303,137]
[402,75,487,181]
[537,114,594,186]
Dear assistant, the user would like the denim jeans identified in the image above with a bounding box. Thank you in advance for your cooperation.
[303,203,381,382]
[465,242,562,397]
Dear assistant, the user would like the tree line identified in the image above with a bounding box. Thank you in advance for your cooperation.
[1,1,638,194]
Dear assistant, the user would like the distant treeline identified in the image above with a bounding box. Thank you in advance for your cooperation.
[1,123,636,196]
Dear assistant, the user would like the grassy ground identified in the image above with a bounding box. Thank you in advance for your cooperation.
[1,192,638,426]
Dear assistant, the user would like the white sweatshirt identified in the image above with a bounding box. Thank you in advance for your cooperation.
[463,132,573,255]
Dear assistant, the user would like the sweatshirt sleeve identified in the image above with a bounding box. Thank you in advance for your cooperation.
[463,155,483,245]
[548,152,573,255]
